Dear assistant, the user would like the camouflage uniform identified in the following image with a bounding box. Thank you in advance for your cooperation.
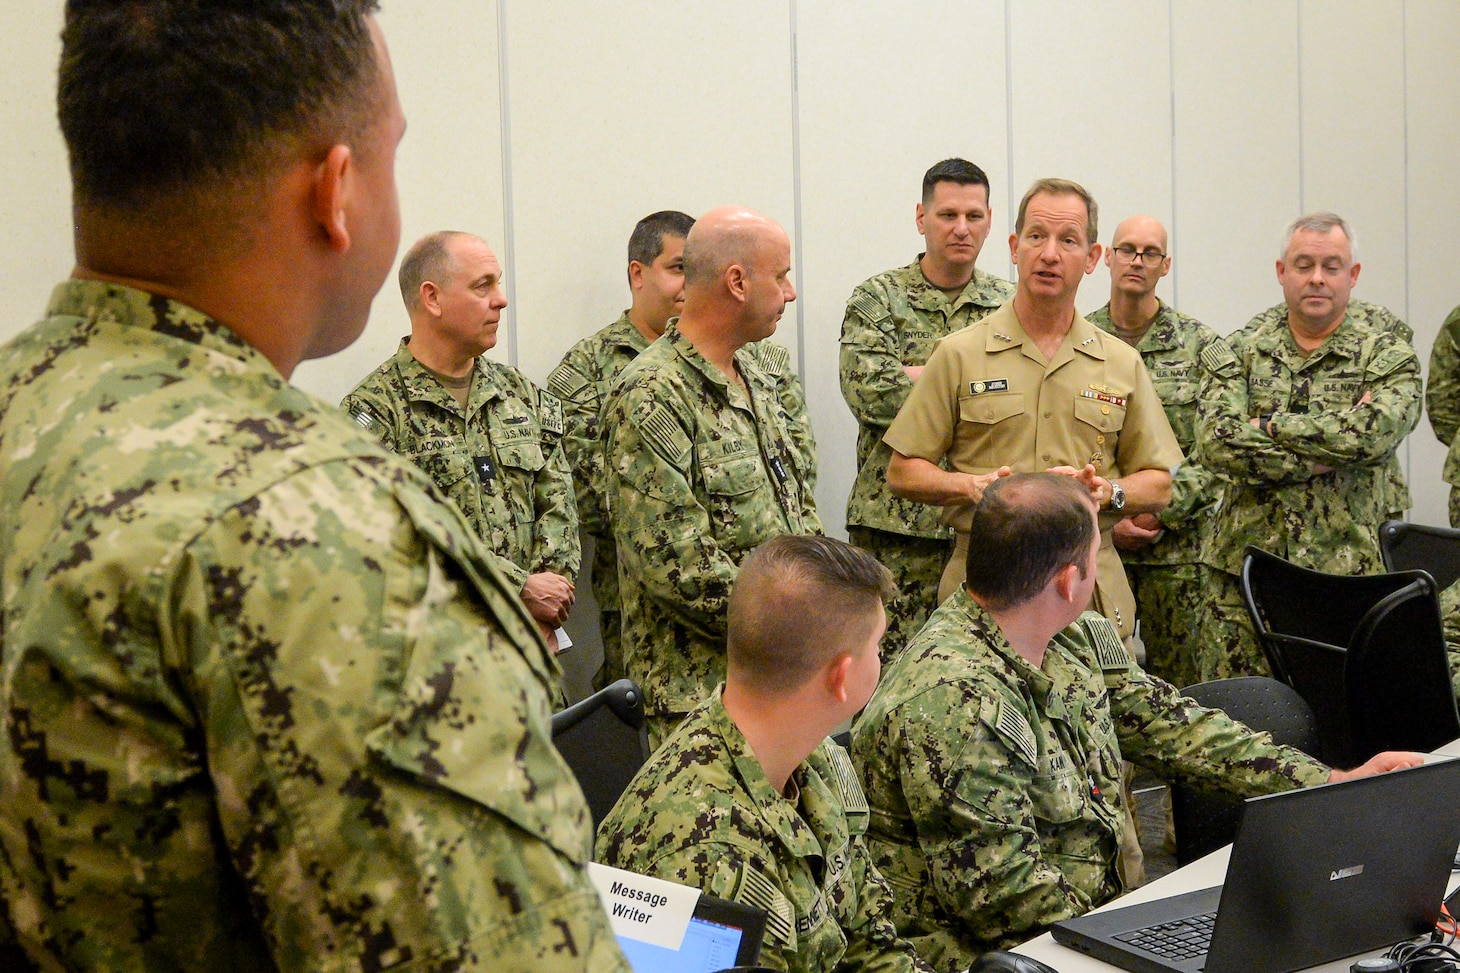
[1196,306,1422,681]
[1425,305,1460,527]
[839,259,1014,660]
[0,281,628,972]
[548,317,814,689]
[1088,301,1222,689]
[343,338,579,590]
[596,690,931,973]
[602,322,821,743]
[851,591,1329,973]
[1439,578,1460,700]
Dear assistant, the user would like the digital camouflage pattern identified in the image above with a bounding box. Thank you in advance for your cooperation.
[885,303,1183,642]
[548,316,815,689]
[1088,300,1221,687]
[596,690,931,973]
[839,259,1012,658]
[1439,578,1460,700]
[343,339,579,591]
[1425,304,1460,527]
[851,593,1328,973]
[0,281,628,972]
[1196,305,1421,680]
[603,323,821,731]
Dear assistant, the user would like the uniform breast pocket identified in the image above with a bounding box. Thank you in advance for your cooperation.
[1029,763,1087,826]
[495,441,546,534]
[1074,396,1127,440]
[1156,376,1198,407]
[412,449,475,494]
[699,442,769,547]
[958,390,1025,426]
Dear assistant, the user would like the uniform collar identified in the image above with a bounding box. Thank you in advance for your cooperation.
[1090,298,1182,352]
[904,256,1008,313]
[664,321,763,408]
[985,304,1109,367]
[605,311,654,355]
[393,338,504,416]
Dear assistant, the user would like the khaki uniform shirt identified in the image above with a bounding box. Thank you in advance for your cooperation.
[0,281,627,973]
[851,593,1329,972]
[1088,300,1222,567]
[884,303,1182,638]
[1197,306,1421,576]
[603,323,821,716]
[839,259,1014,538]
[596,690,930,973]
[343,340,579,590]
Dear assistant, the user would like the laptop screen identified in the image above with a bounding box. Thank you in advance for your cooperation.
[618,914,746,973]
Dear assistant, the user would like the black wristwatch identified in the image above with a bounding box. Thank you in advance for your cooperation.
[1108,480,1126,511]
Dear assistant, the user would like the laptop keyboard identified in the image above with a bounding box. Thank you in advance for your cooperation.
[1113,911,1216,960]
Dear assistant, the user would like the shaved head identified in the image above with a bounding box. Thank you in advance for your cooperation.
[1111,215,1167,252]
[681,206,788,289]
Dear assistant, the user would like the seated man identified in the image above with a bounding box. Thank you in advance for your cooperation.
[852,473,1418,973]
[596,535,932,973]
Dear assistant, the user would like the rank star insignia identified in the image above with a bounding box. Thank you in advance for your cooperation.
[993,332,1012,342]
[1080,336,1097,346]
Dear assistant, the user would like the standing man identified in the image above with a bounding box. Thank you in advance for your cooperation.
[597,535,932,973]
[1197,213,1422,680]
[603,206,821,747]
[1425,304,1460,526]
[840,158,1015,660]
[344,231,579,652]
[852,473,1418,973]
[1087,216,1221,688]
[548,211,814,687]
[884,178,1181,645]
[0,3,626,970]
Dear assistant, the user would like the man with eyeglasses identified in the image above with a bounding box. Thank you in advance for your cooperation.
[839,158,1014,661]
[1086,216,1221,689]
[1196,212,1421,681]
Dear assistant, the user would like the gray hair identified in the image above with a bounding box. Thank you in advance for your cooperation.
[1281,212,1357,262]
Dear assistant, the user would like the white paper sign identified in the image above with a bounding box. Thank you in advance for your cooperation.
[587,862,701,950]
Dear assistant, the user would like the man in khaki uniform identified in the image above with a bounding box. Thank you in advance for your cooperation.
[885,179,1181,643]
[839,158,1015,661]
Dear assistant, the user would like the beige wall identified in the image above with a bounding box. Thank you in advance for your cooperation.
[5,1,1458,690]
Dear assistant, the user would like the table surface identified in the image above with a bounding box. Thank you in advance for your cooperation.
[1011,740,1460,973]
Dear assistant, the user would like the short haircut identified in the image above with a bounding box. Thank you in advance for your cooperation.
[921,158,992,205]
[399,231,472,313]
[628,211,696,266]
[60,1,383,220]
[1281,211,1358,262]
[681,220,762,290]
[728,535,896,695]
[1015,177,1099,246]
[964,474,1096,611]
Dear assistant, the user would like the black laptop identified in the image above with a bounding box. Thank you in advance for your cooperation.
[1051,757,1460,973]
[616,892,766,973]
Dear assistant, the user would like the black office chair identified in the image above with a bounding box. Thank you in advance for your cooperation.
[1345,575,1460,760]
[550,679,650,829]
[1169,676,1321,866]
[1380,520,1460,591]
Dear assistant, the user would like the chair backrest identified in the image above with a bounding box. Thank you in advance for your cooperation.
[1169,676,1321,865]
[1241,546,1416,656]
[551,679,650,829]
[1379,520,1460,591]
[1345,576,1460,760]
[1263,634,1353,766]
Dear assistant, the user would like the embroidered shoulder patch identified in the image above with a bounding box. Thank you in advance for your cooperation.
[640,405,692,467]
[546,362,590,400]
[1366,344,1413,381]
[735,865,796,948]
[536,388,565,435]
[848,291,890,325]
[754,342,790,376]
[1199,340,1239,376]
[826,743,869,815]
[1081,613,1131,671]
[992,697,1038,767]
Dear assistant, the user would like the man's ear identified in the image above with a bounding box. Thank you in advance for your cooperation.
[419,280,443,317]
[725,264,749,302]
[826,654,853,704]
[311,144,354,254]
[1052,563,1080,603]
[628,259,646,291]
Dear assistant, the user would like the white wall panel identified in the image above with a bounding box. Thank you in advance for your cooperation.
[1007,0,1174,318]
[501,1,797,385]
[795,0,1008,537]
[295,2,508,404]
[1171,1,1301,334]
[1405,0,1460,526]
[0,2,70,341]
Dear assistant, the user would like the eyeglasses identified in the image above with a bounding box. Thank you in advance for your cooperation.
[1111,245,1167,267]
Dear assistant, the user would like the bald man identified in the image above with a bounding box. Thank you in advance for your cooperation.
[1086,216,1221,689]
[602,206,822,746]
